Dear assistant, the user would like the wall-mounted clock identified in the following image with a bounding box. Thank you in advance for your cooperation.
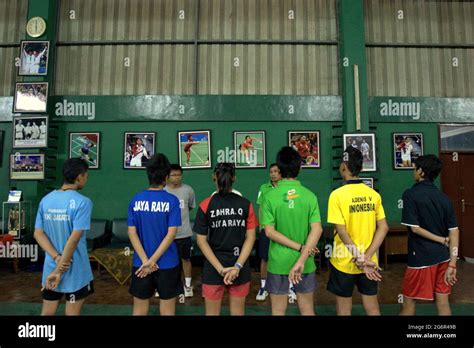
[26,16,47,38]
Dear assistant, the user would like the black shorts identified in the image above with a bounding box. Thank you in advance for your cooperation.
[327,263,378,297]
[42,281,94,302]
[257,229,270,262]
[129,265,183,300]
[175,237,193,260]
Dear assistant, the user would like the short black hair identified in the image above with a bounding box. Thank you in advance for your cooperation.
[214,162,235,194]
[269,163,279,169]
[342,146,363,176]
[63,158,89,184]
[170,164,183,173]
[414,155,442,181]
[146,153,171,186]
[276,146,301,178]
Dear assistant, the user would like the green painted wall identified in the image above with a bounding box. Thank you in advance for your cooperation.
[58,121,338,223]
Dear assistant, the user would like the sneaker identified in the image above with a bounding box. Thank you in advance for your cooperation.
[154,291,159,298]
[184,286,193,298]
[256,287,268,301]
[288,287,297,302]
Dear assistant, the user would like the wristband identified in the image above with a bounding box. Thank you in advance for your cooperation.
[234,262,243,270]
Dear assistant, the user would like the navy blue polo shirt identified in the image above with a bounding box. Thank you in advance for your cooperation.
[401,180,458,268]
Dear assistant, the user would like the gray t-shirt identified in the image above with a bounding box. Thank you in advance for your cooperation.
[165,184,196,239]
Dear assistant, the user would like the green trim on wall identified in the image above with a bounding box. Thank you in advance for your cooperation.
[337,0,369,132]
[369,97,474,123]
[49,95,343,122]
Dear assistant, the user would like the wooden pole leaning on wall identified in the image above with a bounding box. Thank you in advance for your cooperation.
[354,64,361,131]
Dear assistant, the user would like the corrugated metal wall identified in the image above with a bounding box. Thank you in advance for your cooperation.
[198,44,338,95]
[56,0,338,95]
[365,0,474,45]
[199,0,337,40]
[0,0,28,96]
[365,0,474,97]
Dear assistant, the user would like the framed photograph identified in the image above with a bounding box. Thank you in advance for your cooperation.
[12,115,48,148]
[233,131,266,168]
[0,131,4,167]
[19,41,49,76]
[124,132,155,169]
[288,131,320,168]
[361,177,374,189]
[178,131,211,169]
[69,132,100,169]
[13,82,48,113]
[393,133,424,170]
[10,153,45,180]
[343,133,376,172]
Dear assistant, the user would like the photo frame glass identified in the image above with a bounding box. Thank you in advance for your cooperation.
[343,133,376,172]
[12,115,48,148]
[124,132,155,169]
[288,131,320,168]
[393,133,424,170]
[13,82,48,113]
[19,41,49,76]
[69,132,100,169]
[233,131,266,168]
[10,153,45,180]
[178,131,211,169]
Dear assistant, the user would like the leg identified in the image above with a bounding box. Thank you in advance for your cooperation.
[361,294,380,316]
[335,296,352,316]
[399,296,416,315]
[159,298,177,316]
[229,296,246,316]
[296,292,315,316]
[41,300,60,316]
[205,299,222,316]
[260,259,268,280]
[182,259,192,279]
[435,293,451,316]
[270,294,288,316]
[65,298,86,316]
[133,297,150,316]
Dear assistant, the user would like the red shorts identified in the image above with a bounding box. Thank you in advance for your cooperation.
[202,282,250,301]
[402,261,452,300]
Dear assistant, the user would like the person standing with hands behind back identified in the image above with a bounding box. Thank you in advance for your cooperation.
[194,162,257,316]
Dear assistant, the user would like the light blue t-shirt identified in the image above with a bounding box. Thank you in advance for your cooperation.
[35,190,93,293]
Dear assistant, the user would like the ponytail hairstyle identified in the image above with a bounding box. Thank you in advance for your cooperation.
[214,162,235,194]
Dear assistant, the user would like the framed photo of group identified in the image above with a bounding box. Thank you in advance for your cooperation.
[19,41,50,76]
[343,133,376,172]
[12,115,48,148]
[10,153,45,180]
[13,82,48,113]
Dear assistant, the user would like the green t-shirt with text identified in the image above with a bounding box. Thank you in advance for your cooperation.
[260,179,321,275]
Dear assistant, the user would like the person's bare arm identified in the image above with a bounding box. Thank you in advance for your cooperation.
[334,224,361,259]
[196,234,225,275]
[410,226,449,245]
[34,228,59,260]
[264,225,301,251]
[364,218,389,259]
[224,228,257,285]
[128,226,149,265]
[444,228,460,286]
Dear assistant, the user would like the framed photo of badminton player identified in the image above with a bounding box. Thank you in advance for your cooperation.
[123,132,156,169]
[13,82,48,113]
[343,133,376,172]
[19,41,49,76]
[69,132,100,169]
[10,153,45,180]
[233,131,266,168]
[178,130,211,169]
[361,177,374,189]
[288,131,320,168]
[393,133,424,170]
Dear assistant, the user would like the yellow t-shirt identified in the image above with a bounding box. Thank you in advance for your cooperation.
[327,182,386,274]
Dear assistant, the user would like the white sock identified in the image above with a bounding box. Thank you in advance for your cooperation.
[185,277,192,287]
[261,279,266,289]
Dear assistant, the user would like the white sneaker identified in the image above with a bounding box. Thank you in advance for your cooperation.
[184,286,193,298]
[155,291,160,298]
[256,287,268,301]
[288,287,297,302]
